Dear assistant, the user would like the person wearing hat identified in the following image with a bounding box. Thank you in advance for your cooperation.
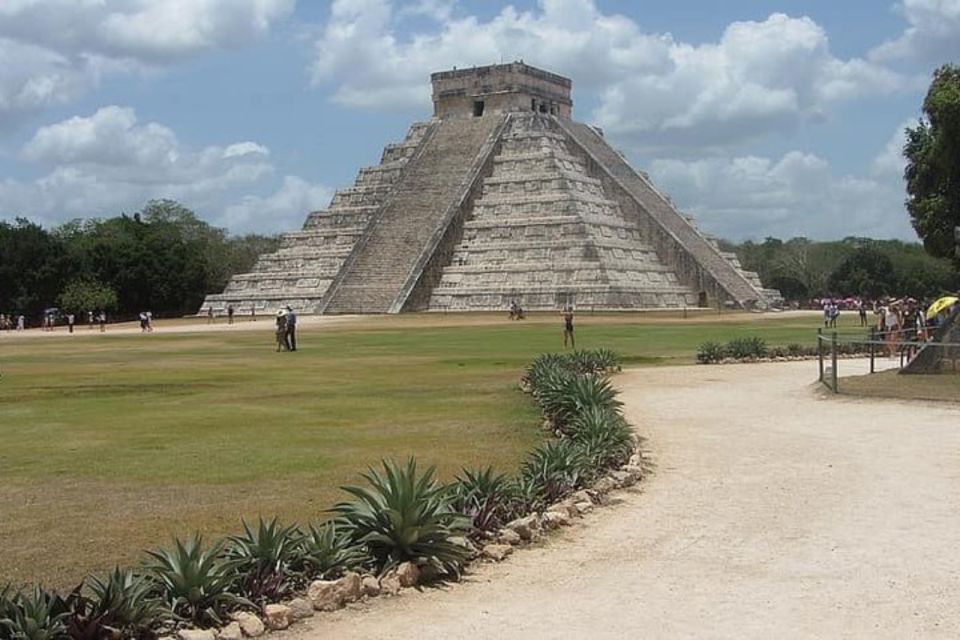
[284,305,297,351]
[275,309,288,352]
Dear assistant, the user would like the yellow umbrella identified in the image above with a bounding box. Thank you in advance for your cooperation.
[926,296,958,319]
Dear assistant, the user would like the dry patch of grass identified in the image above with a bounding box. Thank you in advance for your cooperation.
[840,369,960,403]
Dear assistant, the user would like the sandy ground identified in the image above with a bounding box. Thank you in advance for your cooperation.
[290,359,960,639]
[0,309,826,339]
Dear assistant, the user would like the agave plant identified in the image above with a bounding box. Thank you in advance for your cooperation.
[522,353,572,395]
[332,458,472,576]
[0,586,69,640]
[224,518,303,604]
[144,535,249,626]
[569,405,634,479]
[83,568,169,639]
[537,373,622,433]
[449,467,515,537]
[296,521,367,580]
[520,439,589,505]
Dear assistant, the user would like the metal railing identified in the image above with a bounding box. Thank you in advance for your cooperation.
[817,328,960,393]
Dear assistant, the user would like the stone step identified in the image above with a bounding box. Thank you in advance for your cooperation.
[557,118,768,308]
[323,114,504,314]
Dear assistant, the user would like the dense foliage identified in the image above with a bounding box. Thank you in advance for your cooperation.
[0,200,279,319]
[729,236,958,300]
[904,65,960,265]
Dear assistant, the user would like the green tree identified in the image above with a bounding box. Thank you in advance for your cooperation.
[827,247,896,298]
[904,64,960,263]
[0,218,69,315]
[58,278,118,312]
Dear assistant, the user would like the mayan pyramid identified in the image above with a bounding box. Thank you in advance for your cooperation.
[201,62,780,314]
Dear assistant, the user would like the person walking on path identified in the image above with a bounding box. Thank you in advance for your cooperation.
[16,314,25,331]
[207,307,214,324]
[284,306,297,351]
[67,313,75,334]
[227,305,235,325]
[561,305,575,349]
[98,310,106,333]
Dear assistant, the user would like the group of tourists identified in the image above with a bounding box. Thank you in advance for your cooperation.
[0,314,25,331]
[1,310,108,332]
[274,306,298,352]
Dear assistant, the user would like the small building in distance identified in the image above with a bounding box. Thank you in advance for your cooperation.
[201,62,781,314]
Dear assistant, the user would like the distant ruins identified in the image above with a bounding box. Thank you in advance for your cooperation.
[201,62,780,314]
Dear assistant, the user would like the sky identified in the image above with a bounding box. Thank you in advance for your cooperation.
[1,0,958,242]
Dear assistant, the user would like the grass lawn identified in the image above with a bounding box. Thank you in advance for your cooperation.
[1,310,835,588]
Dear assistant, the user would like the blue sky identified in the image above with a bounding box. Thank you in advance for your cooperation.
[1,0,958,241]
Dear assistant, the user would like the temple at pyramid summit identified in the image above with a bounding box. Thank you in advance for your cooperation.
[200,62,781,315]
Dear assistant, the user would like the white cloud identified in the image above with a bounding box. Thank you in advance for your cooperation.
[310,0,672,110]
[646,142,917,241]
[870,0,960,65]
[0,0,294,119]
[218,176,334,233]
[309,2,903,152]
[870,118,919,177]
[0,106,327,234]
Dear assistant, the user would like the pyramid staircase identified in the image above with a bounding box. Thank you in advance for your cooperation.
[199,122,434,314]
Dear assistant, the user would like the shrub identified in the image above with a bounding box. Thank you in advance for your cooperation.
[224,518,303,604]
[569,406,634,479]
[332,459,472,576]
[297,522,366,580]
[0,586,69,640]
[520,440,589,506]
[523,353,570,392]
[449,467,515,537]
[537,374,622,433]
[696,341,726,363]
[85,569,168,640]
[726,337,767,359]
[568,349,620,375]
[786,343,805,357]
[144,536,249,627]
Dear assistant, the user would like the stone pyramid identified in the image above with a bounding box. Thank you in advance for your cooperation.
[201,63,779,315]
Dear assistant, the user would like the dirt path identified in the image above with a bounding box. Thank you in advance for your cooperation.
[292,360,960,639]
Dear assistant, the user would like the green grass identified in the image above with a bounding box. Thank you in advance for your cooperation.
[840,368,960,402]
[0,311,837,588]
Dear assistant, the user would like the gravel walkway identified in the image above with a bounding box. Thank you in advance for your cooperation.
[292,360,960,639]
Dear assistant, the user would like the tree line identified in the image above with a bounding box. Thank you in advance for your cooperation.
[0,200,279,319]
[728,236,959,301]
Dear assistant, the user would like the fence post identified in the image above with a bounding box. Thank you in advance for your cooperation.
[831,332,839,393]
[817,328,824,382]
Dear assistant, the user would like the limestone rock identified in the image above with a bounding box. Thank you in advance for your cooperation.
[610,469,637,487]
[287,598,314,620]
[229,613,265,638]
[574,501,594,515]
[547,501,577,519]
[482,544,514,561]
[361,575,382,597]
[307,579,341,612]
[217,623,242,640]
[593,476,619,494]
[505,514,541,541]
[336,571,364,603]
[542,510,571,528]
[623,464,644,478]
[628,453,642,467]
[379,571,402,596]
[497,528,523,545]
[178,630,215,640]
[570,489,595,505]
[396,562,421,588]
[263,604,291,631]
